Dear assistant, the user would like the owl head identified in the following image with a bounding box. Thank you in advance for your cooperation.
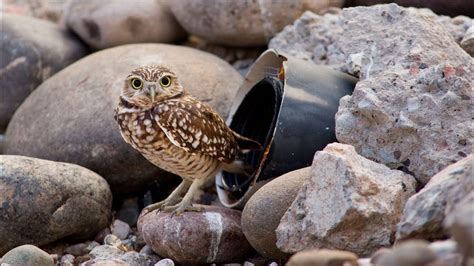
[121,65,184,108]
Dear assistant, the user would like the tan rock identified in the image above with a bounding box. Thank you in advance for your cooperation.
[0,156,112,255]
[4,44,242,195]
[276,143,417,256]
[287,249,358,266]
[242,167,311,260]
[170,0,343,47]
[65,0,186,49]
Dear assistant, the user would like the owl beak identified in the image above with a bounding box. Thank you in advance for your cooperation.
[148,86,156,102]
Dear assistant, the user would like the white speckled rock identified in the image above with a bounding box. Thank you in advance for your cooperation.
[276,143,417,256]
[269,4,473,185]
[170,0,343,47]
[65,0,186,49]
[461,25,474,56]
[138,205,253,264]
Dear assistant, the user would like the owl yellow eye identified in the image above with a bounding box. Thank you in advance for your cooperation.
[159,76,172,88]
[131,78,143,90]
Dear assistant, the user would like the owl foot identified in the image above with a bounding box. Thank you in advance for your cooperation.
[163,202,204,215]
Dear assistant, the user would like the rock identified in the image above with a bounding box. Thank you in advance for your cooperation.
[1,0,70,23]
[287,249,358,266]
[344,0,474,17]
[370,248,393,265]
[444,190,474,258]
[60,254,75,266]
[276,143,417,256]
[461,25,474,56]
[111,220,131,240]
[65,242,99,256]
[242,167,311,260]
[375,240,437,266]
[89,245,124,260]
[94,228,111,244]
[429,240,463,266]
[396,155,473,240]
[0,134,4,154]
[170,0,343,47]
[0,155,112,255]
[103,235,129,252]
[87,244,159,266]
[4,44,242,195]
[139,245,154,256]
[155,258,175,266]
[1,245,54,266]
[116,198,140,227]
[270,4,473,184]
[138,205,253,264]
[0,13,87,132]
[65,0,186,49]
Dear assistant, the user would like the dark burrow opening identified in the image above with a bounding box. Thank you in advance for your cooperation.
[219,77,283,204]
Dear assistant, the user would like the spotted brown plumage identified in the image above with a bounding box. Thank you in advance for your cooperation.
[114,65,260,214]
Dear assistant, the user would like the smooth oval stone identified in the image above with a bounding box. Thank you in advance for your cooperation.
[0,155,112,255]
[65,0,186,49]
[0,13,87,131]
[4,44,242,195]
[242,167,311,260]
[138,205,253,264]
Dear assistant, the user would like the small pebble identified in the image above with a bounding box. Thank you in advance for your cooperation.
[94,227,112,244]
[287,249,358,266]
[139,245,155,255]
[371,248,393,264]
[112,219,131,240]
[243,261,256,266]
[60,254,75,266]
[154,258,175,266]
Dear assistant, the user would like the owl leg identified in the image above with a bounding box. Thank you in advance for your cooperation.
[142,179,191,214]
[162,178,206,214]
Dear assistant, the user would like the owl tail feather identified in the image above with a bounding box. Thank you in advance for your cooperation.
[233,132,262,153]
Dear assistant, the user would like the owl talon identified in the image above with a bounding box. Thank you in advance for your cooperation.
[162,203,203,215]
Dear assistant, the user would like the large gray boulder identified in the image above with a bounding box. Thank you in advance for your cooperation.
[269,4,473,185]
[4,44,242,195]
[0,13,87,132]
[0,155,112,255]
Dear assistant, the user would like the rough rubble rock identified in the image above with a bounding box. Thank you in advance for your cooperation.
[0,155,112,255]
[344,0,474,18]
[0,13,87,132]
[4,44,242,195]
[138,205,253,264]
[170,0,344,47]
[1,0,70,23]
[65,0,186,49]
[1,245,54,266]
[242,167,311,260]
[276,143,417,256]
[396,155,473,240]
[287,249,358,266]
[269,4,473,184]
[444,191,474,258]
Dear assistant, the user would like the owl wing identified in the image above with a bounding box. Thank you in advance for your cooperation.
[151,98,239,163]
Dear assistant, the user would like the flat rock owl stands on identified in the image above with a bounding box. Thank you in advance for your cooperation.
[114,65,260,214]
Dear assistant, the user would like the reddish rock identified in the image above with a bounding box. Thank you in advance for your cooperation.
[138,205,253,264]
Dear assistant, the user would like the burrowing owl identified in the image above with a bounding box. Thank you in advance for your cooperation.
[114,65,260,214]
